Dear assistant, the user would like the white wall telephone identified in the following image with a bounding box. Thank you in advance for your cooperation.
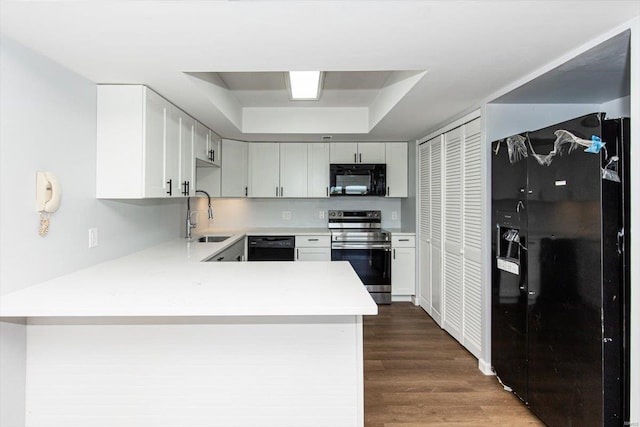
[36,172,61,236]
[36,171,61,212]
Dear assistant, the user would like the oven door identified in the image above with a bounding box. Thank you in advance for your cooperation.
[331,243,391,304]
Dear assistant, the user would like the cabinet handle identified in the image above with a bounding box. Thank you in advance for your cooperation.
[212,150,215,163]
[399,239,410,242]
[296,249,299,260]
[281,186,284,197]
[359,153,362,163]
[393,248,396,259]
[245,187,248,197]
[166,179,172,196]
[308,238,319,242]
[326,187,329,197]
[217,256,224,261]
[276,186,279,197]
[354,153,357,163]
[187,181,190,195]
[387,186,390,196]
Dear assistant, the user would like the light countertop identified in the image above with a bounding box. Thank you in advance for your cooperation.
[0,233,377,318]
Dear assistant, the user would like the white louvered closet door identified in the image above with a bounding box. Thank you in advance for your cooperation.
[461,118,483,358]
[443,127,463,343]
[429,136,444,326]
[419,138,435,316]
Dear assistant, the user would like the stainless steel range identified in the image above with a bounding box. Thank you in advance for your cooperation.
[329,210,391,304]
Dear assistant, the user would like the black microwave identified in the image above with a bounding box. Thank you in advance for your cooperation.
[330,164,386,196]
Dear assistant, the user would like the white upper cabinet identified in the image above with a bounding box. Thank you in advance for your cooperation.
[178,112,195,196]
[248,143,280,197]
[358,143,386,163]
[330,142,385,164]
[329,142,358,163]
[248,143,309,198]
[221,139,248,198]
[279,143,308,198]
[307,143,330,198]
[385,142,408,197]
[195,121,221,167]
[142,88,168,198]
[164,101,181,197]
[97,85,182,198]
[208,130,221,167]
[194,121,209,163]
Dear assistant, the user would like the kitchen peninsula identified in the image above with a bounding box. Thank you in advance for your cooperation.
[0,235,377,427]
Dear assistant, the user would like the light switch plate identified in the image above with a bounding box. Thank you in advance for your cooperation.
[319,210,325,219]
[391,211,398,220]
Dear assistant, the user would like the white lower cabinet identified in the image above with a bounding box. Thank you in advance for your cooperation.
[391,235,416,296]
[295,235,331,261]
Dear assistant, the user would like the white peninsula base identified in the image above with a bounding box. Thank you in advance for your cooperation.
[25,315,364,427]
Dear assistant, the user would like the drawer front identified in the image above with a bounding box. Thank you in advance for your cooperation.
[295,235,331,247]
[392,235,415,247]
[296,247,331,261]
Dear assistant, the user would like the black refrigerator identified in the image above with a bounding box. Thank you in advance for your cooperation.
[491,113,630,427]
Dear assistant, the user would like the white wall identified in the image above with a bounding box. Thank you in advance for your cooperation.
[190,197,402,232]
[485,97,631,143]
[0,36,182,427]
[484,103,601,143]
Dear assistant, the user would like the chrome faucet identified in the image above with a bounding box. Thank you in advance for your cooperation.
[185,190,213,239]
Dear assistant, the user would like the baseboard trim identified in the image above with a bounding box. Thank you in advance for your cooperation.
[478,358,494,376]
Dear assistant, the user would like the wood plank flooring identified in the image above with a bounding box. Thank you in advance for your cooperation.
[364,303,544,426]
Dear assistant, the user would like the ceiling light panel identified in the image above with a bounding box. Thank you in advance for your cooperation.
[287,71,323,100]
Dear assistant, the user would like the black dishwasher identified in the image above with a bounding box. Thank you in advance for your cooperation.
[247,236,295,261]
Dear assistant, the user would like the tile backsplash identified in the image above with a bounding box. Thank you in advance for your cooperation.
[190,197,402,231]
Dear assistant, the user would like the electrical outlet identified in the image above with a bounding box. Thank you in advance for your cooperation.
[319,210,325,219]
[391,211,398,220]
[88,227,98,248]
[282,211,291,220]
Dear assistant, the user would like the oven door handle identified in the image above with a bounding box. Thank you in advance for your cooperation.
[332,243,391,250]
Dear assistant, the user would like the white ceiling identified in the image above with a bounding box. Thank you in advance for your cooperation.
[1,1,638,142]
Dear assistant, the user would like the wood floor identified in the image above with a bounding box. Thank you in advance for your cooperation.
[363,303,544,427]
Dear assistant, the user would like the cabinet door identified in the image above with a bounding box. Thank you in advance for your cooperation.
[385,142,408,197]
[443,126,464,342]
[296,247,331,261]
[392,246,416,295]
[221,139,248,197]
[194,121,209,162]
[307,143,330,197]
[248,143,280,197]
[358,143,386,164]
[330,142,358,163]
[208,130,221,166]
[179,113,195,196]
[165,103,181,197]
[143,88,168,197]
[280,143,308,198]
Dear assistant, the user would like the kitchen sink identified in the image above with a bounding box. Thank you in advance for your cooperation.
[197,235,231,243]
